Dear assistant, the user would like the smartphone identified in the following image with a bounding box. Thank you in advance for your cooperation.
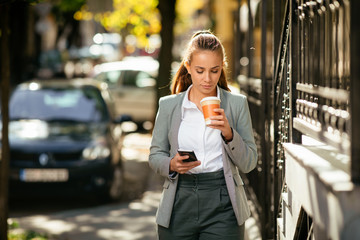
[178,149,198,162]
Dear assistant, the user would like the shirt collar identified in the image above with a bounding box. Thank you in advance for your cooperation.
[181,85,220,118]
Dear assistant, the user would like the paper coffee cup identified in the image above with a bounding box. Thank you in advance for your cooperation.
[200,96,221,125]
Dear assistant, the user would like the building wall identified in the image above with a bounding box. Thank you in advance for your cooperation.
[213,0,238,82]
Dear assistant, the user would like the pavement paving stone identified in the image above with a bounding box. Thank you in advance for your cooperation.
[11,191,161,240]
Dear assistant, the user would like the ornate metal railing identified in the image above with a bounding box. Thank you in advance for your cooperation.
[293,0,351,159]
[273,1,291,239]
[235,0,360,238]
[273,0,352,237]
[234,0,276,238]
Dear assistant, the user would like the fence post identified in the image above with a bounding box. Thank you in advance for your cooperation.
[351,0,360,183]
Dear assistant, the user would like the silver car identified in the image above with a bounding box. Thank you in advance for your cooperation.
[93,57,158,130]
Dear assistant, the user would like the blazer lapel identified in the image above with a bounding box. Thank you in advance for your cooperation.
[169,93,185,154]
[220,88,225,109]
[219,88,235,176]
[219,88,234,127]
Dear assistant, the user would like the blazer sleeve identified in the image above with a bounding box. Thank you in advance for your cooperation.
[149,98,173,178]
[223,96,258,173]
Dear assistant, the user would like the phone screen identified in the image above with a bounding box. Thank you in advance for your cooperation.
[178,150,198,162]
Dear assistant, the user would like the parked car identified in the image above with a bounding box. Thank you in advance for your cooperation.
[93,57,158,130]
[4,78,124,201]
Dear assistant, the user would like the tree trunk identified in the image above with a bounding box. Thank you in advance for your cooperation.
[0,3,11,239]
[157,0,176,101]
[9,2,33,85]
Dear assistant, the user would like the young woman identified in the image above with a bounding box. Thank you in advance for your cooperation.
[149,30,258,240]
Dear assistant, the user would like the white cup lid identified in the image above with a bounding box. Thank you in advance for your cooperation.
[200,96,221,104]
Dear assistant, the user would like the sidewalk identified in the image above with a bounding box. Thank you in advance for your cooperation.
[10,132,162,240]
[9,132,261,240]
[11,190,161,240]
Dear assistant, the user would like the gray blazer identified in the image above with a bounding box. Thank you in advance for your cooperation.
[149,88,258,228]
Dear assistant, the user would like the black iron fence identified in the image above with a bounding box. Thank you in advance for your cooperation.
[293,0,351,155]
[234,0,358,238]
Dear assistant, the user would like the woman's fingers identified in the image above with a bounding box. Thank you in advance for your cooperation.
[171,153,201,174]
[209,108,227,126]
[208,108,233,141]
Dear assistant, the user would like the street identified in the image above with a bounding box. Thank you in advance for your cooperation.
[9,132,163,240]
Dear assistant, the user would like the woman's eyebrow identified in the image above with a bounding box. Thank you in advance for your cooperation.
[195,65,221,69]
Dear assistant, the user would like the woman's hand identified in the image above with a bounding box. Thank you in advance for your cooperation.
[208,108,233,142]
[170,153,201,174]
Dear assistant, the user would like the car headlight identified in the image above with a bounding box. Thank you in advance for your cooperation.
[82,139,111,161]
[9,120,49,139]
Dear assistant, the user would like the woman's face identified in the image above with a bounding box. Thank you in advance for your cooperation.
[186,50,223,97]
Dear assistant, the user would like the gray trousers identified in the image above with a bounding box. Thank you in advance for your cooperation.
[158,171,244,240]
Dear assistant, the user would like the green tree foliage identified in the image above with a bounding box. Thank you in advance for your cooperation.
[75,0,160,49]
[101,0,160,48]
[175,0,205,34]
[51,0,86,12]
[74,0,206,49]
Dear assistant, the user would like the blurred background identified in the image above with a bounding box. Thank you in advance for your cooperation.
[0,0,249,239]
[0,0,245,131]
[2,1,359,240]
[0,0,238,87]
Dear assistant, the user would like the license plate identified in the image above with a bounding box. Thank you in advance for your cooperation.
[20,169,69,182]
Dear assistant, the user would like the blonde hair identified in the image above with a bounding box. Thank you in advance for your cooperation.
[171,30,230,94]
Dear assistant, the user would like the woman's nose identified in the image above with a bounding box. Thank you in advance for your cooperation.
[204,72,211,82]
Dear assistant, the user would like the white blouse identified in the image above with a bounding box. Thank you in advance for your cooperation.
[178,85,223,174]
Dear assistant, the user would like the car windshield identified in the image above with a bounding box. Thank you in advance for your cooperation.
[9,86,109,123]
[96,70,156,88]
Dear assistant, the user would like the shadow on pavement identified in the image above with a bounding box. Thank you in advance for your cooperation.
[9,132,164,240]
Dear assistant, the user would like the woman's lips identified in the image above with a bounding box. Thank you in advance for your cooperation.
[202,85,212,89]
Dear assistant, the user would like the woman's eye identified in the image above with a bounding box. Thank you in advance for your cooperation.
[211,70,219,74]
[196,71,204,74]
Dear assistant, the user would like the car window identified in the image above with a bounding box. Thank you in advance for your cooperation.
[9,86,109,123]
[136,71,156,88]
[122,70,139,87]
[106,71,122,85]
[122,70,155,88]
[95,71,122,86]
